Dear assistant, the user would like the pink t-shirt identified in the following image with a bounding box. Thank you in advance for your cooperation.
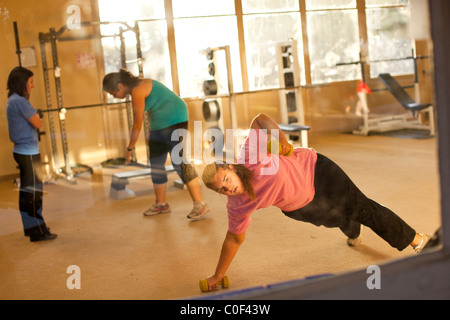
[226,129,317,234]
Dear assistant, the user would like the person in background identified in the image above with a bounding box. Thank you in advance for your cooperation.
[6,66,57,242]
[103,69,209,219]
[201,113,430,291]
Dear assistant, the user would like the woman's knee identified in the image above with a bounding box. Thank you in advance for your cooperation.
[179,162,198,184]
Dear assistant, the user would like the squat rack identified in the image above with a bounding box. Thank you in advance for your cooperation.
[38,20,148,182]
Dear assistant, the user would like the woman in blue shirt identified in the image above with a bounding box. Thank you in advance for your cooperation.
[6,67,57,242]
[103,69,209,219]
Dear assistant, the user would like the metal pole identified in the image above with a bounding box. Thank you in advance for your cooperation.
[13,22,22,66]
[134,22,151,166]
[119,27,137,163]
[39,31,60,176]
[50,27,74,181]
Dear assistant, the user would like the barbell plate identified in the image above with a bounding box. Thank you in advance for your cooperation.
[203,79,218,96]
[208,62,215,76]
[202,100,220,122]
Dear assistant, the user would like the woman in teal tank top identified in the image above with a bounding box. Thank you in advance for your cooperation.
[144,80,188,130]
[103,69,209,219]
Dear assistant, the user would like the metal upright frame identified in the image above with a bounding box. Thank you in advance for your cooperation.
[276,39,309,147]
[201,46,240,159]
[39,27,76,182]
[38,21,150,182]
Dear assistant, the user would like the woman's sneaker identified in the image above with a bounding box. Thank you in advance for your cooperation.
[413,233,431,254]
[143,203,171,216]
[346,225,363,247]
[187,202,210,220]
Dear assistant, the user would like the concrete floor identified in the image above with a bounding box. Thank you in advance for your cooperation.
[0,131,441,300]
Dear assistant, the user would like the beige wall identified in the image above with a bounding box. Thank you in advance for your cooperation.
[0,0,105,179]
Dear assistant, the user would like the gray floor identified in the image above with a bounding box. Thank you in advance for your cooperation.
[0,132,441,299]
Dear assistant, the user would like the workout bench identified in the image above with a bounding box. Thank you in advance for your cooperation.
[278,123,310,147]
[110,165,184,200]
[353,73,435,136]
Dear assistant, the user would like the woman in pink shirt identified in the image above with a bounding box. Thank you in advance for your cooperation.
[201,113,430,292]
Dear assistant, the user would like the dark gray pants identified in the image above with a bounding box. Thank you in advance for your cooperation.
[13,152,46,236]
[283,154,416,251]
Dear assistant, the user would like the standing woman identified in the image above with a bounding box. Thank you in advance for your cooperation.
[103,69,209,219]
[201,113,430,291]
[6,66,57,242]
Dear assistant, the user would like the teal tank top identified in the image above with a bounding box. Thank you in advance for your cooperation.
[144,80,188,130]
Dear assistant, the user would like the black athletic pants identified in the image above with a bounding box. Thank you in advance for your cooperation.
[148,121,198,185]
[283,153,416,251]
[13,153,47,236]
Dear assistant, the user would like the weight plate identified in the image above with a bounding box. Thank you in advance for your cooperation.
[208,62,215,76]
[202,100,220,122]
[203,79,218,96]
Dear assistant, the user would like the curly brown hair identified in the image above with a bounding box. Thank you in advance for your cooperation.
[202,162,255,200]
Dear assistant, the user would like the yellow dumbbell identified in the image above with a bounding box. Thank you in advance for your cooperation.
[199,276,229,292]
[267,140,293,156]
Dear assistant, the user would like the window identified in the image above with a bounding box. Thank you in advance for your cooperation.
[242,0,299,13]
[97,0,172,89]
[173,16,241,97]
[172,0,235,17]
[242,0,304,90]
[306,0,360,84]
[97,0,414,94]
[98,0,165,21]
[306,0,356,10]
[366,1,413,78]
[243,13,303,90]
[365,0,409,6]
[172,0,241,97]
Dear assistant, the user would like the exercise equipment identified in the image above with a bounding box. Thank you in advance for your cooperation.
[199,276,229,292]
[267,140,293,156]
[276,40,310,147]
[38,22,124,182]
[109,164,184,200]
[208,62,215,76]
[39,21,156,186]
[203,79,218,96]
[353,73,435,136]
[202,100,221,122]
[347,51,435,136]
[378,73,432,114]
[194,273,333,300]
[39,27,76,182]
[13,21,22,67]
[201,46,240,157]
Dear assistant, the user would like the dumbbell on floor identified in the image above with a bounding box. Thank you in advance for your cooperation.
[199,276,229,292]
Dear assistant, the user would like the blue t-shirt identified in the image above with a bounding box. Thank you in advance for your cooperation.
[6,93,40,155]
[144,80,188,130]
